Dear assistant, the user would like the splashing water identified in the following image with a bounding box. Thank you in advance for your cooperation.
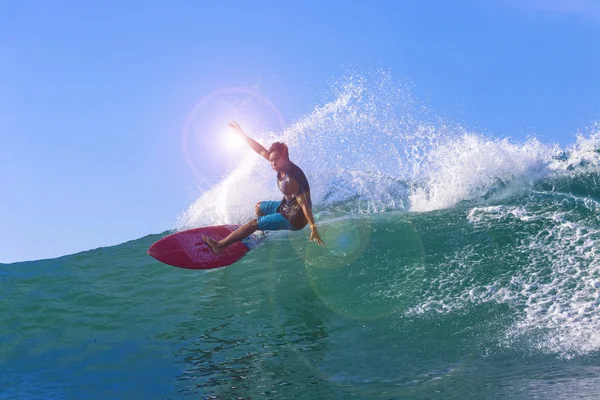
[177,71,600,230]
[177,71,446,228]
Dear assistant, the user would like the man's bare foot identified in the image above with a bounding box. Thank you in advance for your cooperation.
[202,235,223,254]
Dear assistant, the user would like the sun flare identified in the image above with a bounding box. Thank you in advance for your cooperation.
[221,127,245,151]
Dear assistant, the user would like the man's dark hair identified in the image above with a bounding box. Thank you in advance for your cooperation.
[268,142,289,159]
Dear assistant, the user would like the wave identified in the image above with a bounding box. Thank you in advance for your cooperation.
[176,71,600,230]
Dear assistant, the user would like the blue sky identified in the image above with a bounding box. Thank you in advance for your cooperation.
[2,0,599,263]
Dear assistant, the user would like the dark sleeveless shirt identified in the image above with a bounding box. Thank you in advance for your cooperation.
[276,162,311,229]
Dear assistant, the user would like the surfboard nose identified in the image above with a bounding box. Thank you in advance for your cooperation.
[147,245,158,259]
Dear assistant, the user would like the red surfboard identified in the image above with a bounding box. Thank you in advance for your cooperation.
[147,225,250,269]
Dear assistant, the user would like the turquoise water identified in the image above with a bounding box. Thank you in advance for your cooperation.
[4,187,600,398]
[4,74,600,398]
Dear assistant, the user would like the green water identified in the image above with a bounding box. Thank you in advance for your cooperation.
[3,200,600,399]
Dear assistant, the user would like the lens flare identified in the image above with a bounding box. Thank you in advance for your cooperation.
[287,214,426,320]
[289,215,372,270]
[182,87,286,185]
[221,128,246,151]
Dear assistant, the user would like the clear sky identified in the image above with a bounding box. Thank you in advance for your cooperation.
[2,0,599,263]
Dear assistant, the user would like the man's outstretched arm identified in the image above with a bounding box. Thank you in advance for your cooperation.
[229,121,269,160]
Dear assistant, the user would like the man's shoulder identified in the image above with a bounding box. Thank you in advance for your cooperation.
[289,162,310,193]
[289,161,307,176]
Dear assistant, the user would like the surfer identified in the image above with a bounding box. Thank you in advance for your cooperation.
[203,121,324,254]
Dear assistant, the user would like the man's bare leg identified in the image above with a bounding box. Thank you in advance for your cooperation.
[203,219,258,254]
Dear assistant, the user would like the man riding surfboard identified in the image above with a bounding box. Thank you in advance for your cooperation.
[203,121,324,253]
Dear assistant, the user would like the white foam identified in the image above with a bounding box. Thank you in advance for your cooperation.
[409,134,557,212]
[411,202,600,358]
[548,128,600,174]
[467,205,538,223]
[505,210,600,358]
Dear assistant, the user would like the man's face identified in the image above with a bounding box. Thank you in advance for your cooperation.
[269,151,286,172]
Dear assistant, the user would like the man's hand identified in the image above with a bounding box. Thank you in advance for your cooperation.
[310,225,325,245]
[228,121,269,159]
[228,121,244,135]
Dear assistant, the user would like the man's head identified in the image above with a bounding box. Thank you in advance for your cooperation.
[268,142,289,172]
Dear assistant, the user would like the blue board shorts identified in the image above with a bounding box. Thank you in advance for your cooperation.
[257,201,301,231]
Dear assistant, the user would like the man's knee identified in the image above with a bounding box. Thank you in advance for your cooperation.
[242,218,258,229]
[255,202,264,216]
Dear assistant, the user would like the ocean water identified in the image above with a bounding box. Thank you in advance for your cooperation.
[4,73,600,399]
